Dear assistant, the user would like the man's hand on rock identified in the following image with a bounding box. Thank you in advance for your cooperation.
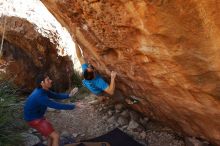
[111,71,117,79]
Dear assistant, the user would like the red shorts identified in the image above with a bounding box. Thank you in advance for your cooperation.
[27,118,54,137]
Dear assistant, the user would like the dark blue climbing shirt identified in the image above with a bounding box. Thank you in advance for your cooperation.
[24,88,75,121]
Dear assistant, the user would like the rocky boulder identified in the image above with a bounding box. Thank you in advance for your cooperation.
[0,16,73,92]
[41,0,220,145]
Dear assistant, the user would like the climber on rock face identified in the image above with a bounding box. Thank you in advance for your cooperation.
[75,42,116,102]
[75,42,139,105]
[24,72,81,146]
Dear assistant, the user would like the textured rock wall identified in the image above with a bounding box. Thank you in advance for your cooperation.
[41,0,220,144]
[0,16,73,92]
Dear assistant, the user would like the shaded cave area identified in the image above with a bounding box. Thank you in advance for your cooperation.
[0,16,74,93]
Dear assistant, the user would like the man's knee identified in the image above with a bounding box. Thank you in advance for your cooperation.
[49,131,59,140]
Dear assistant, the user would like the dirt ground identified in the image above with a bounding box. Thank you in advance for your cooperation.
[46,94,186,146]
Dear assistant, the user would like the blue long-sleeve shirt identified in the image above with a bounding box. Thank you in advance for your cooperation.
[24,88,75,121]
[82,64,109,95]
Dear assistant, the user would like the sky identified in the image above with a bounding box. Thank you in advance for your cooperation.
[0,0,81,71]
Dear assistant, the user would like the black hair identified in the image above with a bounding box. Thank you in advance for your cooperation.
[83,69,94,80]
[35,72,48,88]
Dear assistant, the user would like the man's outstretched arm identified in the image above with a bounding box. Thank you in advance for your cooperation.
[39,95,75,110]
[47,87,78,99]
[75,43,86,65]
[104,71,117,95]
